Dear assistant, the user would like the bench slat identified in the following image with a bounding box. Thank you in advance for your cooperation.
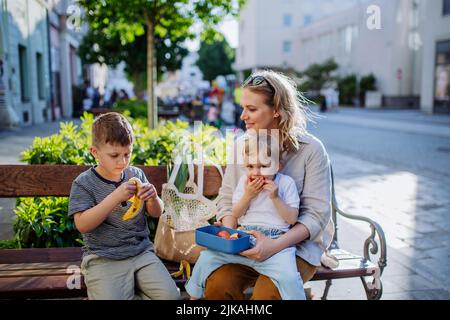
[0,247,82,264]
[0,262,77,272]
[0,275,87,299]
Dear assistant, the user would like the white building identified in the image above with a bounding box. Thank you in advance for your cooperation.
[0,0,51,126]
[419,0,450,114]
[0,0,88,127]
[297,0,421,108]
[235,0,359,72]
[236,0,450,114]
[48,0,85,120]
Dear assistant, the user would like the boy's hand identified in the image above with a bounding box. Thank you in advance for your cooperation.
[113,181,137,203]
[244,177,265,199]
[263,179,279,199]
[137,182,157,201]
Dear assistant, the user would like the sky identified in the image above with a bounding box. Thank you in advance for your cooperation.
[185,17,239,52]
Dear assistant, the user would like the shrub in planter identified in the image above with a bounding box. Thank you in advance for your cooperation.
[113,99,148,119]
[359,74,377,107]
[338,74,357,106]
[13,197,82,248]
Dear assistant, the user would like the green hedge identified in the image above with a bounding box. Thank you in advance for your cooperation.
[338,74,357,106]
[112,99,148,119]
[11,112,226,248]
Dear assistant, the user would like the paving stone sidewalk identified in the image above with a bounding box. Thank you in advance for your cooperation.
[308,152,450,300]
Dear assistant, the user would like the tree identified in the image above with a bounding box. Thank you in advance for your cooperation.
[78,29,189,94]
[196,35,235,81]
[79,0,245,128]
[298,58,338,93]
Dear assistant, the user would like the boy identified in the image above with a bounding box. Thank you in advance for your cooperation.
[68,112,180,300]
[185,135,306,300]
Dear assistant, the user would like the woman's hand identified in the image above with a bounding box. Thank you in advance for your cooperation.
[239,230,280,262]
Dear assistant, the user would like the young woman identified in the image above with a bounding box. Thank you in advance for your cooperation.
[205,70,334,300]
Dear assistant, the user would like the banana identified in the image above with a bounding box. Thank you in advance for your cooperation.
[122,177,144,221]
[170,260,191,280]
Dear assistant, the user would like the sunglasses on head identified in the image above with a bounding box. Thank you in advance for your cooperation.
[242,75,275,93]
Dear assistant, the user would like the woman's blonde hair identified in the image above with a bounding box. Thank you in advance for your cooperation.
[242,70,311,153]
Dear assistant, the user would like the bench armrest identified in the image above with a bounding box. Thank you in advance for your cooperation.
[330,166,387,276]
[332,195,387,275]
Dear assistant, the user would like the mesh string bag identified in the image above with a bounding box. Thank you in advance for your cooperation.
[154,161,223,263]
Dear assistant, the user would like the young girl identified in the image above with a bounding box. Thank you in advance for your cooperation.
[185,136,306,300]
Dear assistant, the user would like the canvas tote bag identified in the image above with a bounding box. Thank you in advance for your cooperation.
[154,161,223,264]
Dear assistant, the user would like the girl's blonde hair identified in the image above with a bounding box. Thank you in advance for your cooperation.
[242,70,311,153]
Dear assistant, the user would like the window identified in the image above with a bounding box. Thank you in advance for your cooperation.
[36,52,45,100]
[283,14,292,27]
[18,45,29,102]
[444,0,450,15]
[283,41,292,54]
[303,15,312,26]
[434,40,450,113]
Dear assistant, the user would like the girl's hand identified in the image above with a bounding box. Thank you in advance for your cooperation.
[239,230,279,262]
[138,182,157,201]
[263,179,279,199]
[244,177,265,199]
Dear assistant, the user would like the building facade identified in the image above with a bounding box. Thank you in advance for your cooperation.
[296,0,421,108]
[236,0,450,114]
[0,0,85,128]
[235,0,359,72]
[419,0,450,114]
[0,0,51,126]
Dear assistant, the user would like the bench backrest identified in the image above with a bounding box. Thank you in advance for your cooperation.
[0,165,222,197]
[0,164,338,244]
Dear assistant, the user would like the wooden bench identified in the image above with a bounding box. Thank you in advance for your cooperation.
[0,165,386,299]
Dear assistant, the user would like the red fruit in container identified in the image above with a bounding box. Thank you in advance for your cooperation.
[217,230,231,239]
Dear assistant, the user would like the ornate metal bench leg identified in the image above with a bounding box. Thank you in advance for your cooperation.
[361,267,382,300]
[321,279,333,300]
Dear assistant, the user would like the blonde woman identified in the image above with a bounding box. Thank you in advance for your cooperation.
[205,70,334,300]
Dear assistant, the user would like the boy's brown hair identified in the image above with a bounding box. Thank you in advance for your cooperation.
[91,112,134,147]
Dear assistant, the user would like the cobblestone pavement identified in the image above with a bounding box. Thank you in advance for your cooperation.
[307,108,450,300]
[307,152,450,300]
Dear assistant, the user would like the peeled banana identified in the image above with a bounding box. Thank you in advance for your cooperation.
[170,260,191,280]
[122,177,144,221]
